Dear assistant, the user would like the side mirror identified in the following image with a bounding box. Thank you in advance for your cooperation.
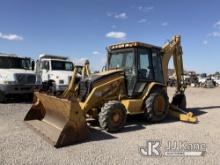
[102,66,107,72]
[31,61,35,71]
[46,65,49,71]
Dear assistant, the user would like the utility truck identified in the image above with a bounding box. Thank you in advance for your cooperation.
[0,53,39,102]
[36,54,74,93]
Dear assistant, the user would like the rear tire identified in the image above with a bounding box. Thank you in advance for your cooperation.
[99,101,127,132]
[144,89,169,122]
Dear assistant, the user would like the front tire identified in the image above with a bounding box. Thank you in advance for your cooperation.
[0,91,6,103]
[99,101,127,132]
[144,89,169,122]
[48,84,56,95]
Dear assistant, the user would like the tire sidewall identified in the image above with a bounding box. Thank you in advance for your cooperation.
[0,90,6,103]
[99,101,127,132]
[145,89,169,122]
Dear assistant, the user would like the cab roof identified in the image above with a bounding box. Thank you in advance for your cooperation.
[108,42,161,51]
[0,52,30,59]
[39,54,69,61]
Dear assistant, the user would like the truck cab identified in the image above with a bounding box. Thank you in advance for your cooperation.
[198,73,207,84]
[0,53,40,102]
[36,54,74,93]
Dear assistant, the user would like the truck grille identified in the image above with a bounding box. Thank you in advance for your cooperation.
[15,74,36,84]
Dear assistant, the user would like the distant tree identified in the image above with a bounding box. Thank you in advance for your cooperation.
[214,71,220,75]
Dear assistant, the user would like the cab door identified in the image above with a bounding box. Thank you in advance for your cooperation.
[123,50,136,97]
[152,50,164,84]
[132,47,154,97]
[40,60,50,82]
[137,48,153,81]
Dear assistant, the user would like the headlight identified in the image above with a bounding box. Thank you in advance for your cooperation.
[59,80,64,84]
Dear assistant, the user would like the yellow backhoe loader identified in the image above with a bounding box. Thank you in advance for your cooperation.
[24,35,198,148]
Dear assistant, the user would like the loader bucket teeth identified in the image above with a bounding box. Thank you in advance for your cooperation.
[24,92,88,148]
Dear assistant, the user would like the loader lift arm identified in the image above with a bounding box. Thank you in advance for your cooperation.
[162,35,198,123]
[62,61,91,99]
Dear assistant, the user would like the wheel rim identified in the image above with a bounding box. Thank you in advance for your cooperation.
[112,112,120,123]
[154,95,165,115]
[111,109,122,125]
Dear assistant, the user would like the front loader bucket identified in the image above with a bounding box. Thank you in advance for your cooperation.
[24,92,88,148]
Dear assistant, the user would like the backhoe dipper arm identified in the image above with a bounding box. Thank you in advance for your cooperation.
[162,35,185,93]
[162,35,198,123]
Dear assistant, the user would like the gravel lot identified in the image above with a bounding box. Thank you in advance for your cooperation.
[0,87,220,165]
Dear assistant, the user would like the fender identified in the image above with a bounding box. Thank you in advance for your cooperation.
[121,82,166,114]
[141,82,166,101]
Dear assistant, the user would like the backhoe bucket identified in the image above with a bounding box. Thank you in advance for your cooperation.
[169,104,198,123]
[24,92,88,148]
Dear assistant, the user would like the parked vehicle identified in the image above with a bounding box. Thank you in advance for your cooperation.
[184,72,199,87]
[36,54,74,93]
[212,75,220,85]
[203,77,217,88]
[24,35,197,148]
[0,53,40,102]
[198,73,207,84]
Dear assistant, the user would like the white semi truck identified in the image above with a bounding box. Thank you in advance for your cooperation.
[36,54,74,93]
[0,53,40,102]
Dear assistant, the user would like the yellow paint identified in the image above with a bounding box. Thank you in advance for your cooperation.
[121,82,165,114]
[169,104,198,123]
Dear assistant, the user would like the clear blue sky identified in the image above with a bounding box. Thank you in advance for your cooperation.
[0,0,219,73]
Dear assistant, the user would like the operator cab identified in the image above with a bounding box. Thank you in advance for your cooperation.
[107,42,164,97]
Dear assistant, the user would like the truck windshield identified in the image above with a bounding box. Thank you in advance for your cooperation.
[0,56,30,69]
[51,60,73,71]
[109,50,134,69]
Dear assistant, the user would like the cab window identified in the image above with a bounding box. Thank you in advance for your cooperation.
[109,50,134,70]
[152,52,164,83]
[41,61,49,70]
[138,48,153,80]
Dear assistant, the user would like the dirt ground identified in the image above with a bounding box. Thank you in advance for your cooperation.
[0,87,220,165]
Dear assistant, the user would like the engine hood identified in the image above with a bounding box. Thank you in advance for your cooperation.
[0,69,35,75]
[87,69,124,83]
[48,71,73,85]
[0,69,35,81]
[49,71,73,78]
[92,69,124,77]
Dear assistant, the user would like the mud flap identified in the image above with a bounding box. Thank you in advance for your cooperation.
[24,92,88,148]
